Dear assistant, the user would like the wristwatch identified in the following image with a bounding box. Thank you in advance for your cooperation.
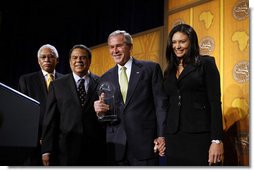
[211,140,222,144]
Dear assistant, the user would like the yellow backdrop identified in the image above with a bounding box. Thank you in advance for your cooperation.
[90,0,249,165]
[165,0,249,165]
[90,27,164,76]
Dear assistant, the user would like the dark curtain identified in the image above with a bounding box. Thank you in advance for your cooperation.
[0,0,163,89]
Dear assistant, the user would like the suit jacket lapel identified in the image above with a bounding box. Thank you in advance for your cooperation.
[38,71,48,96]
[86,73,98,104]
[55,72,61,79]
[112,66,123,103]
[125,58,142,107]
[67,74,81,106]
[177,64,196,82]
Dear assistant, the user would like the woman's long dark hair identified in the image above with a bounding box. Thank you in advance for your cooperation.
[164,24,200,77]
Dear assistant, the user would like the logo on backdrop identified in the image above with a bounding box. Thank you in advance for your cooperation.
[232,0,249,20]
[199,36,215,55]
[233,60,249,83]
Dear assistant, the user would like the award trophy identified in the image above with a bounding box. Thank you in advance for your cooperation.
[97,81,117,122]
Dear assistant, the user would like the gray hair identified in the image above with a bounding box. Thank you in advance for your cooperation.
[37,44,59,58]
[108,30,133,45]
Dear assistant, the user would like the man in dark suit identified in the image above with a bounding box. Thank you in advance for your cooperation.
[41,44,106,166]
[18,44,63,165]
[94,30,167,166]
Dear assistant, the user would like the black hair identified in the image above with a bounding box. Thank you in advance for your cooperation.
[164,24,200,77]
[69,44,92,60]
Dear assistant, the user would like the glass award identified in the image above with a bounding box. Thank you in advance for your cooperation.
[97,81,117,122]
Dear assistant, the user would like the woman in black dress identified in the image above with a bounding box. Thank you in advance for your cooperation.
[163,24,224,166]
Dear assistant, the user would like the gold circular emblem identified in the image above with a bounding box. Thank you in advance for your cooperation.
[233,60,249,83]
[199,36,215,55]
[232,0,249,20]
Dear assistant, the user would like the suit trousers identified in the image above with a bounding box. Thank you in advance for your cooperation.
[112,144,159,166]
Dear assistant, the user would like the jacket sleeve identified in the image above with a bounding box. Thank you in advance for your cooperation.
[41,82,59,154]
[203,56,223,140]
[152,63,167,137]
[18,75,27,94]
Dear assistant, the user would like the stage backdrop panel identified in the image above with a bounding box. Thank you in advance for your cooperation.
[165,0,249,166]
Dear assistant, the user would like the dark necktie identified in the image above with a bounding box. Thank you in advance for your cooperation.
[78,78,86,107]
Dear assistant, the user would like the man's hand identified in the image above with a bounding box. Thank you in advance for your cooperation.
[94,92,110,117]
[42,153,50,166]
[154,137,166,156]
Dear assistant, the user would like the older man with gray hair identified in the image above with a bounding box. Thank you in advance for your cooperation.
[18,44,63,165]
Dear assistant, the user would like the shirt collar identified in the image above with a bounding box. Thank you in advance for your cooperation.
[117,57,133,72]
[72,71,90,83]
[42,69,56,77]
[118,57,133,79]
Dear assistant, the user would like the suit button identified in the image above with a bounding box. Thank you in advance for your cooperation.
[178,95,181,100]
[178,102,181,106]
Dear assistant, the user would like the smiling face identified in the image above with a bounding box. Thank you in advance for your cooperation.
[108,34,132,66]
[172,31,191,59]
[69,48,91,77]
